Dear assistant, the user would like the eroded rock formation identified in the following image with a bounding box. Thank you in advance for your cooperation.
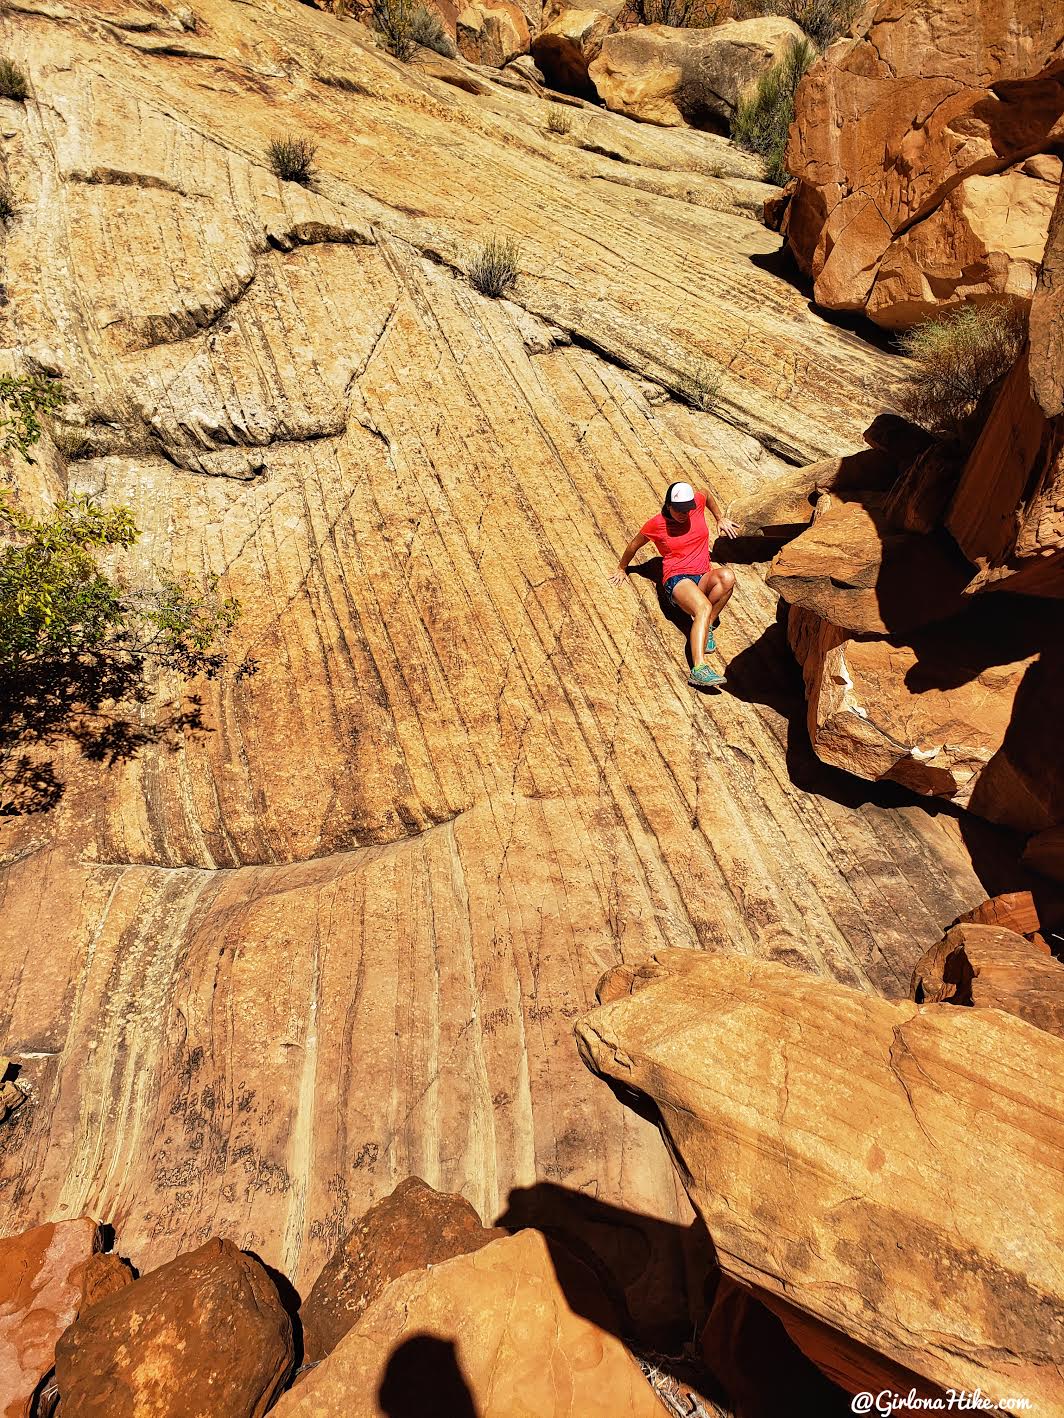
[576,949,1064,1410]
[783,0,1064,327]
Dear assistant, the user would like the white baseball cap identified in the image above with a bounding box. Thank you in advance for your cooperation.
[667,482,696,510]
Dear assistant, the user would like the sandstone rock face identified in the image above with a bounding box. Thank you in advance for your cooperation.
[731,449,896,543]
[0,1219,100,1418]
[589,18,805,128]
[783,0,1064,326]
[0,1061,25,1125]
[275,1230,663,1417]
[766,493,971,634]
[456,0,530,66]
[301,1177,504,1363]
[531,8,618,96]
[575,949,1064,1409]
[1030,178,1064,418]
[0,0,993,1297]
[54,1238,293,1418]
[1026,826,1064,883]
[911,921,1064,1037]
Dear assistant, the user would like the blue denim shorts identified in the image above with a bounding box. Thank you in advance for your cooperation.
[664,572,705,605]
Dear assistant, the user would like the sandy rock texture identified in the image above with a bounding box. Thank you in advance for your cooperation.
[54,1238,293,1417]
[0,0,994,1296]
[274,1229,663,1417]
[783,0,1064,327]
[589,17,806,128]
[576,949,1064,1410]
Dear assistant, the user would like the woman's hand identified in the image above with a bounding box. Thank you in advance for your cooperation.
[717,517,740,539]
[608,567,628,586]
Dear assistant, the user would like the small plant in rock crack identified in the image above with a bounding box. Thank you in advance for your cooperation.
[51,424,95,461]
[267,135,318,186]
[894,302,1028,438]
[546,106,573,136]
[468,235,520,298]
[683,360,724,412]
[0,183,14,222]
[0,60,28,102]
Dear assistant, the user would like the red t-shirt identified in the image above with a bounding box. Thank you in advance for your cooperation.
[640,492,711,580]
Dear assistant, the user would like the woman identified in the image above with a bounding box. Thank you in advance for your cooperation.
[609,481,738,688]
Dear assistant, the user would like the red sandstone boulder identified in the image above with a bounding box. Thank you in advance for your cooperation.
[730,448,896,544]
[300,1176,504,1364]
[1030,178,1064,419]
[783,0,1064,327]
[911,922,1064,1037]
[1025,826,1064,884]
[54,1237,293,1417]
[0,1219,101,1418]
[456,0,530,66]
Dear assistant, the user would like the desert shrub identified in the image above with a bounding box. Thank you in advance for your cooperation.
[546,106,572,135]
[0,60,28,102]
[373,0,415,60]
[51,424,94,460]
[409,4,455,55]
[267,134,317,185]
[683,360,723,412]
[731,36,815,185]
[628,0,725,25]
[1,374,66,463]
[894,303,1027,437]
[735,0,858,48]
[469,235,519,298]
[0,184,14,222]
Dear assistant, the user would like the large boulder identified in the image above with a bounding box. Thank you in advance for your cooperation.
[456,0,530,66]
[911,921,1064,1038]
[0,1218,102,1418]
[54,1238,293,1417]
[531,7,620,97]
[300,1177,504,1364]
[730,448,897,544]
[575,949,1064,1409]
[783,0,1064,327]
[766,492,972,634]
[588,18,806,128]
[273,1230,664,1417]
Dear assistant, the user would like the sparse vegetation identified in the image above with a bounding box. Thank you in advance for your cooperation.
[735,0,858,48]
[731,36,815,185]
[469,235,520,298]
[627,0,724,26]
[683,360,724,412]
[409,4,456,55]
[373,0,416,60]
[1,374,66,463]
[51,424,94,461]
[546,106,573,136]
[0,60,28,102]
[0,184,14,223]
[895,303,1027,437]
[267,134,317,186]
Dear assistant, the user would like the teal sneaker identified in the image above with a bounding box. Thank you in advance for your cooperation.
[689,663,726,689]
[704,622,716,655]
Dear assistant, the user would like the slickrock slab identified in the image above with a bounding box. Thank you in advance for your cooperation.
[54,1238,293,1418]
[911,922,1064,1037]
[784,0,1064,327]
[274,1230,663,1416]
[301,1177,504,1363]
[575,949,1064,1410]
[0,1218,101,1418]
[0,0,991,1292]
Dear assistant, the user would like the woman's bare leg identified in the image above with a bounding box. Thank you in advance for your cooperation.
[699,567,735,624]
[671,579,715,665]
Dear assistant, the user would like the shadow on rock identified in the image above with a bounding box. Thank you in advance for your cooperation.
[378,1334,477,1418]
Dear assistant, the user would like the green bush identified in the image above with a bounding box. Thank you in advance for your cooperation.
[895,303,1027,437]
[373,0,415,60]
[1,374,66,463]
[468,235,519,298]
[735,0,858,48]
[409,4,455,56]
[0,60,28,102]
[731,36,815,185]
[267,135,317,185]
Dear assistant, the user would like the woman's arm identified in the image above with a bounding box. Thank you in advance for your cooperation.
[609,531,649,585]
[702,490,738,539]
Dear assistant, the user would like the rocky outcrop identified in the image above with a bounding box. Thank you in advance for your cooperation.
[911,921,1064,1037]
[0,1219,101,1418]
[575,949,1064,1410]
[729,449,896,542]
[589,18,805,128]
[274,1230,664,1416]
[456,0,530,67]
[0,1060,25,1124]
[54,1238,294,1417]
[300,1177,504,1363]
[783,0,1064,327]
[531,7,620,97]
